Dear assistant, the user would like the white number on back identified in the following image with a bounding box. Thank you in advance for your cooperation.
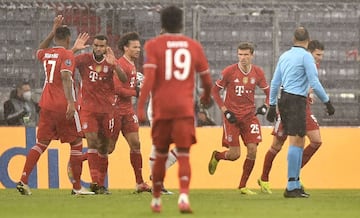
[43,60,56,83]
[165,48,191,81]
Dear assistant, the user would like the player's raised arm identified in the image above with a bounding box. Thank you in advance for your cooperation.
[105,47,127,82]
[72,32,90,53]
[39,15,63,49]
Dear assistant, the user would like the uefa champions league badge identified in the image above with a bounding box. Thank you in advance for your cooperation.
[65,59,72,66]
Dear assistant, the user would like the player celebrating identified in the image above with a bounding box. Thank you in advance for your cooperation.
[137,6,213,213]
[208,42,270,195]
[147,28,177,195]
[17,15,93,195]
[110,31,151,193]
[74,34,127,194]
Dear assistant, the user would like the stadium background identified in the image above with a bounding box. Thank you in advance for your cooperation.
[0,0,359,126]
[0,0,359,190]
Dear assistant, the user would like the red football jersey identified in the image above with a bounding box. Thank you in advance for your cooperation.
[143,34,209,120]
[216,64,269,117]
[75,53,116,113]
[37,46,76,113]
[114,56,137,115]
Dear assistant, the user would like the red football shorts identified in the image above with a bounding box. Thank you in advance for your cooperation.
[79,109,114,138]
[152,117,196,150]
[111,113,139,140]
[37,108,81,143]
[222,115,262,147]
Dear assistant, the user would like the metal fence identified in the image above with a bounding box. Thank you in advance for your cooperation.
[0,0,359,125]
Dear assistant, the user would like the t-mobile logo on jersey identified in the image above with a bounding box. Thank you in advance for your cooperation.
[89,71,99,82]
[235,85,245,96]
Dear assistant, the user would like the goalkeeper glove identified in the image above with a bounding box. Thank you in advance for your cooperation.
[224,110,237,124]
[266,105,277,122]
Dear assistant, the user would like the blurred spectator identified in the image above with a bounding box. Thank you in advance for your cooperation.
[196,104,216,127]
[346,48,359,61]
[3,81,39,126]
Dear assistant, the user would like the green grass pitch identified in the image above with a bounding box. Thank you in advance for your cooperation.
[1,189,360,218]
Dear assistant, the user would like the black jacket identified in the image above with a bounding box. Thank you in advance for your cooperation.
[3,90,39,126]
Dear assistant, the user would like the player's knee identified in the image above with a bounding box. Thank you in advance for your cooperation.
[107,145,115,154]
[97,144,108,155]
[128,137,140,150]
[272,138,285,151]
[310,141,322,149]
[226,152,240,161]
[107,139,116,154]
[246,152,256,160]
[270,146,281,154]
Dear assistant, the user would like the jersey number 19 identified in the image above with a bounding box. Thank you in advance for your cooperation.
[165,48,191,81]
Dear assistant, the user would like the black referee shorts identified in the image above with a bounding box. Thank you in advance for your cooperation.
[278,91,307,137]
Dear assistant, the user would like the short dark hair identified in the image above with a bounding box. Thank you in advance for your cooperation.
[55,25,71,41]
[94,34,108,42]
[308,40,324,52]
[238,42,255,54]
[118,32,140,52]
[160,6,183,33]
[294,26,310,42]
[15,81,30,96]
[16,81,30,89]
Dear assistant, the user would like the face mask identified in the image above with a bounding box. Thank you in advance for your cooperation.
[23,91,32,101]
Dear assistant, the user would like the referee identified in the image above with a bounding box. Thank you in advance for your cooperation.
[266,26,335,198]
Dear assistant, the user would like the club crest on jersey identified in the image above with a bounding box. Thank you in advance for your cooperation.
[250,77,256,84]
[103,65,109,73]
[242,77,248,84]
[65,59,72,66]
[95,65,102,73]
[82,122,88,130]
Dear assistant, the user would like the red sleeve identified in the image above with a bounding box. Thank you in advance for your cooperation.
[211,67,230,109]
[194,41,209,73]
[199,72,212,105]
[36,49,44,61]
[60,50,75,74]
[212,83,225,109]
[113,75,137,97]
[256,66,270,106]
[263,87,270,106]
[144,39,156,65]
